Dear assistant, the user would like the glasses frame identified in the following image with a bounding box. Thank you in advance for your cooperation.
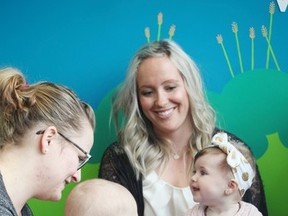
[36,130,92,170]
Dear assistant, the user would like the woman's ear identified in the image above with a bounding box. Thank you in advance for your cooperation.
[224,179,238,195]
[39,126,57,154]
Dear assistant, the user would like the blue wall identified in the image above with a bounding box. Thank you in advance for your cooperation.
[1,0,288,215]
[1,0,287,109]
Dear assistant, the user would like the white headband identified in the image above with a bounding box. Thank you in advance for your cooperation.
[211,132,255,197]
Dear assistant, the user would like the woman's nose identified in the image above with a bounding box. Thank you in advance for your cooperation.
[155,91,168,106]
[71,169,81,183]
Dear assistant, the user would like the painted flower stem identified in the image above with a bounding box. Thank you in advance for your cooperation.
[168,24,176,40]
[145,27,150,43]
[262,25,280,71]
[217,34,235,78]
[157,12,163,41]
[249,27,255,71]
[232,22,244,73]
[266,2,275,69]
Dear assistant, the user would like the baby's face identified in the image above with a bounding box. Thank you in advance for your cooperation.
[190,153,231,205]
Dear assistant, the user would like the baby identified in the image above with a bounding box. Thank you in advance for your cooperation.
[187,132,263,216]
[65,179,138,216]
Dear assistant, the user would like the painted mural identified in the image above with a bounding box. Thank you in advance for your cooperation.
[0,0,287,215]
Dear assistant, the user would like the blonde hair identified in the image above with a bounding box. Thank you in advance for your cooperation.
[0,67,95,147]
[112,40,215,178]
[65,179,138,216]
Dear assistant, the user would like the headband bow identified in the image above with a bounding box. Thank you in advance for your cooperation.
[211,132,255,196]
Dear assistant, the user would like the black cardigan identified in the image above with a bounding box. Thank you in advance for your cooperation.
[98,129,268,216]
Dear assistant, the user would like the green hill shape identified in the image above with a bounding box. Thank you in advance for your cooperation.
[208,69,288,159]
[258,132,288,216]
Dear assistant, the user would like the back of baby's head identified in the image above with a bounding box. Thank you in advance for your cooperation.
[210,132,255,196]
[65,179,138,216]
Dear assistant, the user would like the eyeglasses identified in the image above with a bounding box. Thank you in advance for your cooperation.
[36,130,92,170]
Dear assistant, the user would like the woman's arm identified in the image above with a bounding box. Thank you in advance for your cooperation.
[98,142,144,216]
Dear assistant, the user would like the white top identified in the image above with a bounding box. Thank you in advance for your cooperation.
[143,171,195,216]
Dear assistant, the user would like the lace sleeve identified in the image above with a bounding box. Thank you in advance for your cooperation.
[98,142,145,216]
[214,128,268,216]
[98,142,124,184]
[243,164,267,216]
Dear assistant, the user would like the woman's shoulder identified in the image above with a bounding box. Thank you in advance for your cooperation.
[22,204,33,216]
[103,141,125,156]
[100,141,130,168]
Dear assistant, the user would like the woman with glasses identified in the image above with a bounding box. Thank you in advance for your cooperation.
[0,67,95,216]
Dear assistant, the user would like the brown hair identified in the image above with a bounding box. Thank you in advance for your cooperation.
[194,143,256,175]
[194,146,233,175]
[0,67,95,147]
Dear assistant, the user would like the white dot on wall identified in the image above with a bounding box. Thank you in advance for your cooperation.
[277,0,288,12]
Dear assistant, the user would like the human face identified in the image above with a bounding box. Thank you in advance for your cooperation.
[36,130,91,170]
[137,56,191,136]
[36,122,94,201]
[190,153,230,206]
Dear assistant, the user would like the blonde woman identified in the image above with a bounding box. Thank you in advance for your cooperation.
[99,40,267,216]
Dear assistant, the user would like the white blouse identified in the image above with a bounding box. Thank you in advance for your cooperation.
[143,171,196,216]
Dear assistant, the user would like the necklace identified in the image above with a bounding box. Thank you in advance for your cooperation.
[171,147,189,160]
[173,153,180,160]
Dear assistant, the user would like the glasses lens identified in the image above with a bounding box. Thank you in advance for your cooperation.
[37,130,92,170]
[78,154,91,170]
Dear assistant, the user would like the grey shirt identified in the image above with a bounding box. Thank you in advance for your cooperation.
[0,173,33,216]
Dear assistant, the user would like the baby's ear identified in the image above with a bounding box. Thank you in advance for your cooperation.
[224,179,238,195]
